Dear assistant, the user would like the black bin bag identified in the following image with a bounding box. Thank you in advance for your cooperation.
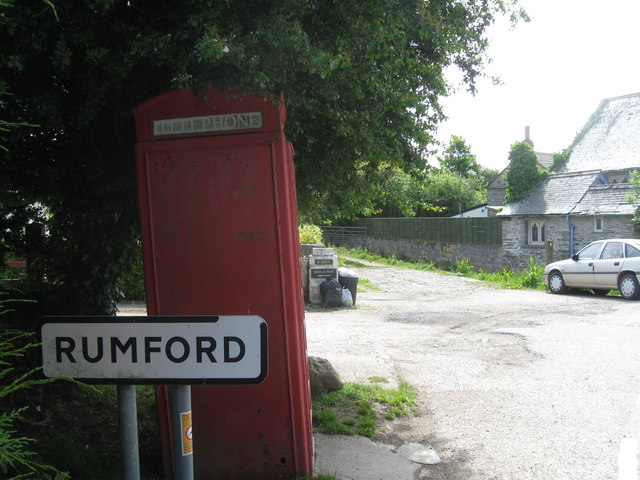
[320,278,343,308]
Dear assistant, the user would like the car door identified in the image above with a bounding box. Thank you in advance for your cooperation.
[593,241,624,288]
[562,241,604,287]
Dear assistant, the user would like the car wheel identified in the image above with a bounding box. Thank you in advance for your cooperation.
[619,273,640,300]
[548,271,567,294]
[593,289,610,296]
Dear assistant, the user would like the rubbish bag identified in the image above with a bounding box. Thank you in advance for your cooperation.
[320,278,343,308]
[338,267,359,306]
[341,286,353,307]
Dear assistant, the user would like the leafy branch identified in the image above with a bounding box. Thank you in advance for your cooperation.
[0,294,70,479]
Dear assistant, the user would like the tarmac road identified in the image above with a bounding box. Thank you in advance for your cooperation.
[306,259,640,480]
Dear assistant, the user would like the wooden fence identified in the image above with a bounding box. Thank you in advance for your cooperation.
[354,217,502,246]
[319,226,367,247]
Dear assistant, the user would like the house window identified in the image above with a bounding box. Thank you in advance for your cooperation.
[529,221,545,245]
[594,217,604,232]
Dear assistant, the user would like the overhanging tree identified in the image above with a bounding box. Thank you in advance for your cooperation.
[1,0,526,314]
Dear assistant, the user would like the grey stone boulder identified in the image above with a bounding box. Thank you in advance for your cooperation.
[308,356,343,397]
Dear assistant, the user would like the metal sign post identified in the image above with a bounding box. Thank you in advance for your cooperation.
[37,315,268,480]
[117,385,140,480]
[171,385,193,480]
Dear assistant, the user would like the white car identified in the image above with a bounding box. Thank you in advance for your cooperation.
[543,239,640,300]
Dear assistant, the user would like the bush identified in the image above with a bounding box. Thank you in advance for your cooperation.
[519,257,545,289]
[299,224,323,244]
[0,294,69,479]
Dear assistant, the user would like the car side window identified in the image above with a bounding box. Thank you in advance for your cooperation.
[577,242,603,260]
[601,242,623,259]
[625,244,640,258]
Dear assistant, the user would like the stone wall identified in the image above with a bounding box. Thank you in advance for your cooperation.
[366,237,506,271]
[366,215,639,271]
[571,215,639,249]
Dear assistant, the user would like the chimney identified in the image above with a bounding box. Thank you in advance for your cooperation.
[524,126,534,148]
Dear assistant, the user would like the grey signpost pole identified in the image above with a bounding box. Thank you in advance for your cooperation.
[171,385,194,480]
[117,385,140,480]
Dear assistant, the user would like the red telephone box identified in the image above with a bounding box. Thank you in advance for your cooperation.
[133,88,313,479]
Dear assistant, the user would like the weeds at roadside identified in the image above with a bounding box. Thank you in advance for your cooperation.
[336,247,546,291]
[356,278,381,292]
[368,376,389,384]
[296,474,339,480]
[312,381,417,438]
[340,258,373,269]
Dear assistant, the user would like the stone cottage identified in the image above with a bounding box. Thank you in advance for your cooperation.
[498,93,640,268]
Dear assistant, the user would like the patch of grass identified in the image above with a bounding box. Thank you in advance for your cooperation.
[356,278,381,292]
[454,257,474,275]
[473,256,546,290]
[337,247,437,272]
[312,381,416,438]
[340,258,372,268]
[368,376,389,383]
[336,247,547,291]
[296,474,340,480]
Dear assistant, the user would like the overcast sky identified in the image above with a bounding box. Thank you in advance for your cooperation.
[433,0,640,172]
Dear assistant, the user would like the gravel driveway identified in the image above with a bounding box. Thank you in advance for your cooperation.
[305,258,640,480]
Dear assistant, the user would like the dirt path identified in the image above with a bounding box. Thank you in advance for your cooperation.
[305,258,640,480]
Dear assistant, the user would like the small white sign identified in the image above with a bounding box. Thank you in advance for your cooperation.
[38,316,267,384]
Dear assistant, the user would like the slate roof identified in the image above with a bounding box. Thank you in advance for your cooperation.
[499,92,640,217]
[499,171,599,216]
[499,169,638,216]
[536,152,554,170]
[573,183,637,215]
[560,92,640,172]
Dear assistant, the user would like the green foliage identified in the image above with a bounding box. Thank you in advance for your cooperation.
[0,295,69,479]
[475,165,501,189]
[337,246,436,272]
[355,278,382,292]
[519,256,545,289]
[455,258,474,275]
[1,0,525,314]
[313,381,416,438]
[373,137,496,217]
[550,147,572,172]
[439,135,480,178]
[296,474,339,480]
[336,246,546,290]
[374,167,427,217]
[473,257,545,290]
[299,224,323,245]
[504,141,549,203]
[366,166,489,217]
[420,168,486,216]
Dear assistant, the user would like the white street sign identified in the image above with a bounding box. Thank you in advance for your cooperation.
[37,316,267,384]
